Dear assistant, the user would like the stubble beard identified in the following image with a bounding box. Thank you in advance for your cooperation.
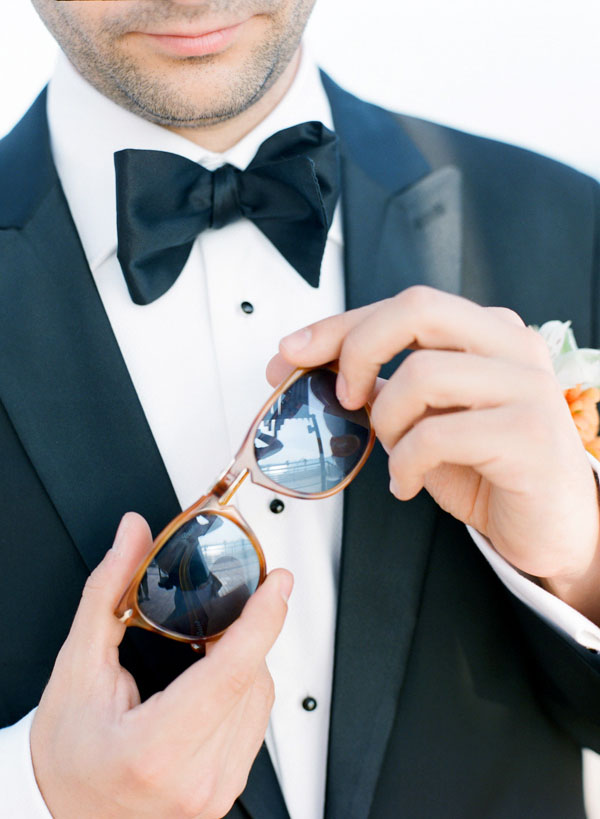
[94,40,294,128]
[38,0,312,129]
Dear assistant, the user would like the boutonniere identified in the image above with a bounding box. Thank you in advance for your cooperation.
[537,320,600,458]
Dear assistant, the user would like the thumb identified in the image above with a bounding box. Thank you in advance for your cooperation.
[67,512,153,660]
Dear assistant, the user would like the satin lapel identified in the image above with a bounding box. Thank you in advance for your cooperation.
[322,76,462,818]
[321,74,462,309]
[0,91,180,570]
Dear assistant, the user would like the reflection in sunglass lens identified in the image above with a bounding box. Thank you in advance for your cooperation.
[254,368,370,494]
[137,513,260,639]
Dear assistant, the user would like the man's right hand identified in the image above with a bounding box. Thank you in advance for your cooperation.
[30,513,293,818]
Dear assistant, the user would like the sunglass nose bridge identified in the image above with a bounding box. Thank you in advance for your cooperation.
[212,461,250,505]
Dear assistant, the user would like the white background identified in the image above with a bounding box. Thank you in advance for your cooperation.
[1,0,600,180]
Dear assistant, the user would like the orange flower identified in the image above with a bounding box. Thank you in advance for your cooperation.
[564,384,600,451]
[585,437,600,460]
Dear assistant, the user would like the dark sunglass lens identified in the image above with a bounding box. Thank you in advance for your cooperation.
[137,513,260,640]
[254,368,370,493]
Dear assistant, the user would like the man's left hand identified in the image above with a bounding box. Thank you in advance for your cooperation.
[267,286,600,621]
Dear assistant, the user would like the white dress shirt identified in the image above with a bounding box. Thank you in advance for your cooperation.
[2,46,600,819]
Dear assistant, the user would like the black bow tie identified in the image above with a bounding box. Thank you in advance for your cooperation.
[114,121,340,305]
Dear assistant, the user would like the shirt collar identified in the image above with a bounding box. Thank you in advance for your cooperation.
[47,46,342,273]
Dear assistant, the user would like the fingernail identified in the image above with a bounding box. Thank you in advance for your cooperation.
[279,573,294,603]
[336,372,348,405]
[111,514,130,554]
[281,327,312,354]
[389,479,399,498]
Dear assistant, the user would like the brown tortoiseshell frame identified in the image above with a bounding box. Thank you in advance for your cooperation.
[114,364,376,650]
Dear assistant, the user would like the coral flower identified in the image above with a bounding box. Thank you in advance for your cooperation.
[585,437,600,460]
[536,321,600,457]
[564,385,600,451]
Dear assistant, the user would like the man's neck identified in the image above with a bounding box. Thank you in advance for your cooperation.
[165,48,301,153]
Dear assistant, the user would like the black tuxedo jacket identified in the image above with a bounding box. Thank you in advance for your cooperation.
[2,76,600,818]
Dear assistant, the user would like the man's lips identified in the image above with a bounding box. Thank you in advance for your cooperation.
[139,22,245,57]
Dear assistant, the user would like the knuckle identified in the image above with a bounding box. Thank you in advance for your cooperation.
[255,669,276,710]
[397,285,436,312]
[227,665,254,698]
[234,771,251,800]
[257,664,275,695]
[369,396,386,432]
[488,306,526,327]
[188,769,243,819]
[413,416,442,450]
[173,774,213,819]
[209,793,239,819]
[523,327,553,368]
[340,327,366,364]
[175,798,203,819]
[122,753,160,791]
[81,566,104,597]
[232,770,252,802]
[401,349,436,384]
[388,432,412,473]
[178,777,219,818]
[388,446,402,480]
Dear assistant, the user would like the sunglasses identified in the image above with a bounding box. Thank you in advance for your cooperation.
[115,365,375,650]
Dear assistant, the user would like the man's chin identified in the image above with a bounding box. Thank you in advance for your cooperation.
[105,69,271,130]
[108,36,274,125]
